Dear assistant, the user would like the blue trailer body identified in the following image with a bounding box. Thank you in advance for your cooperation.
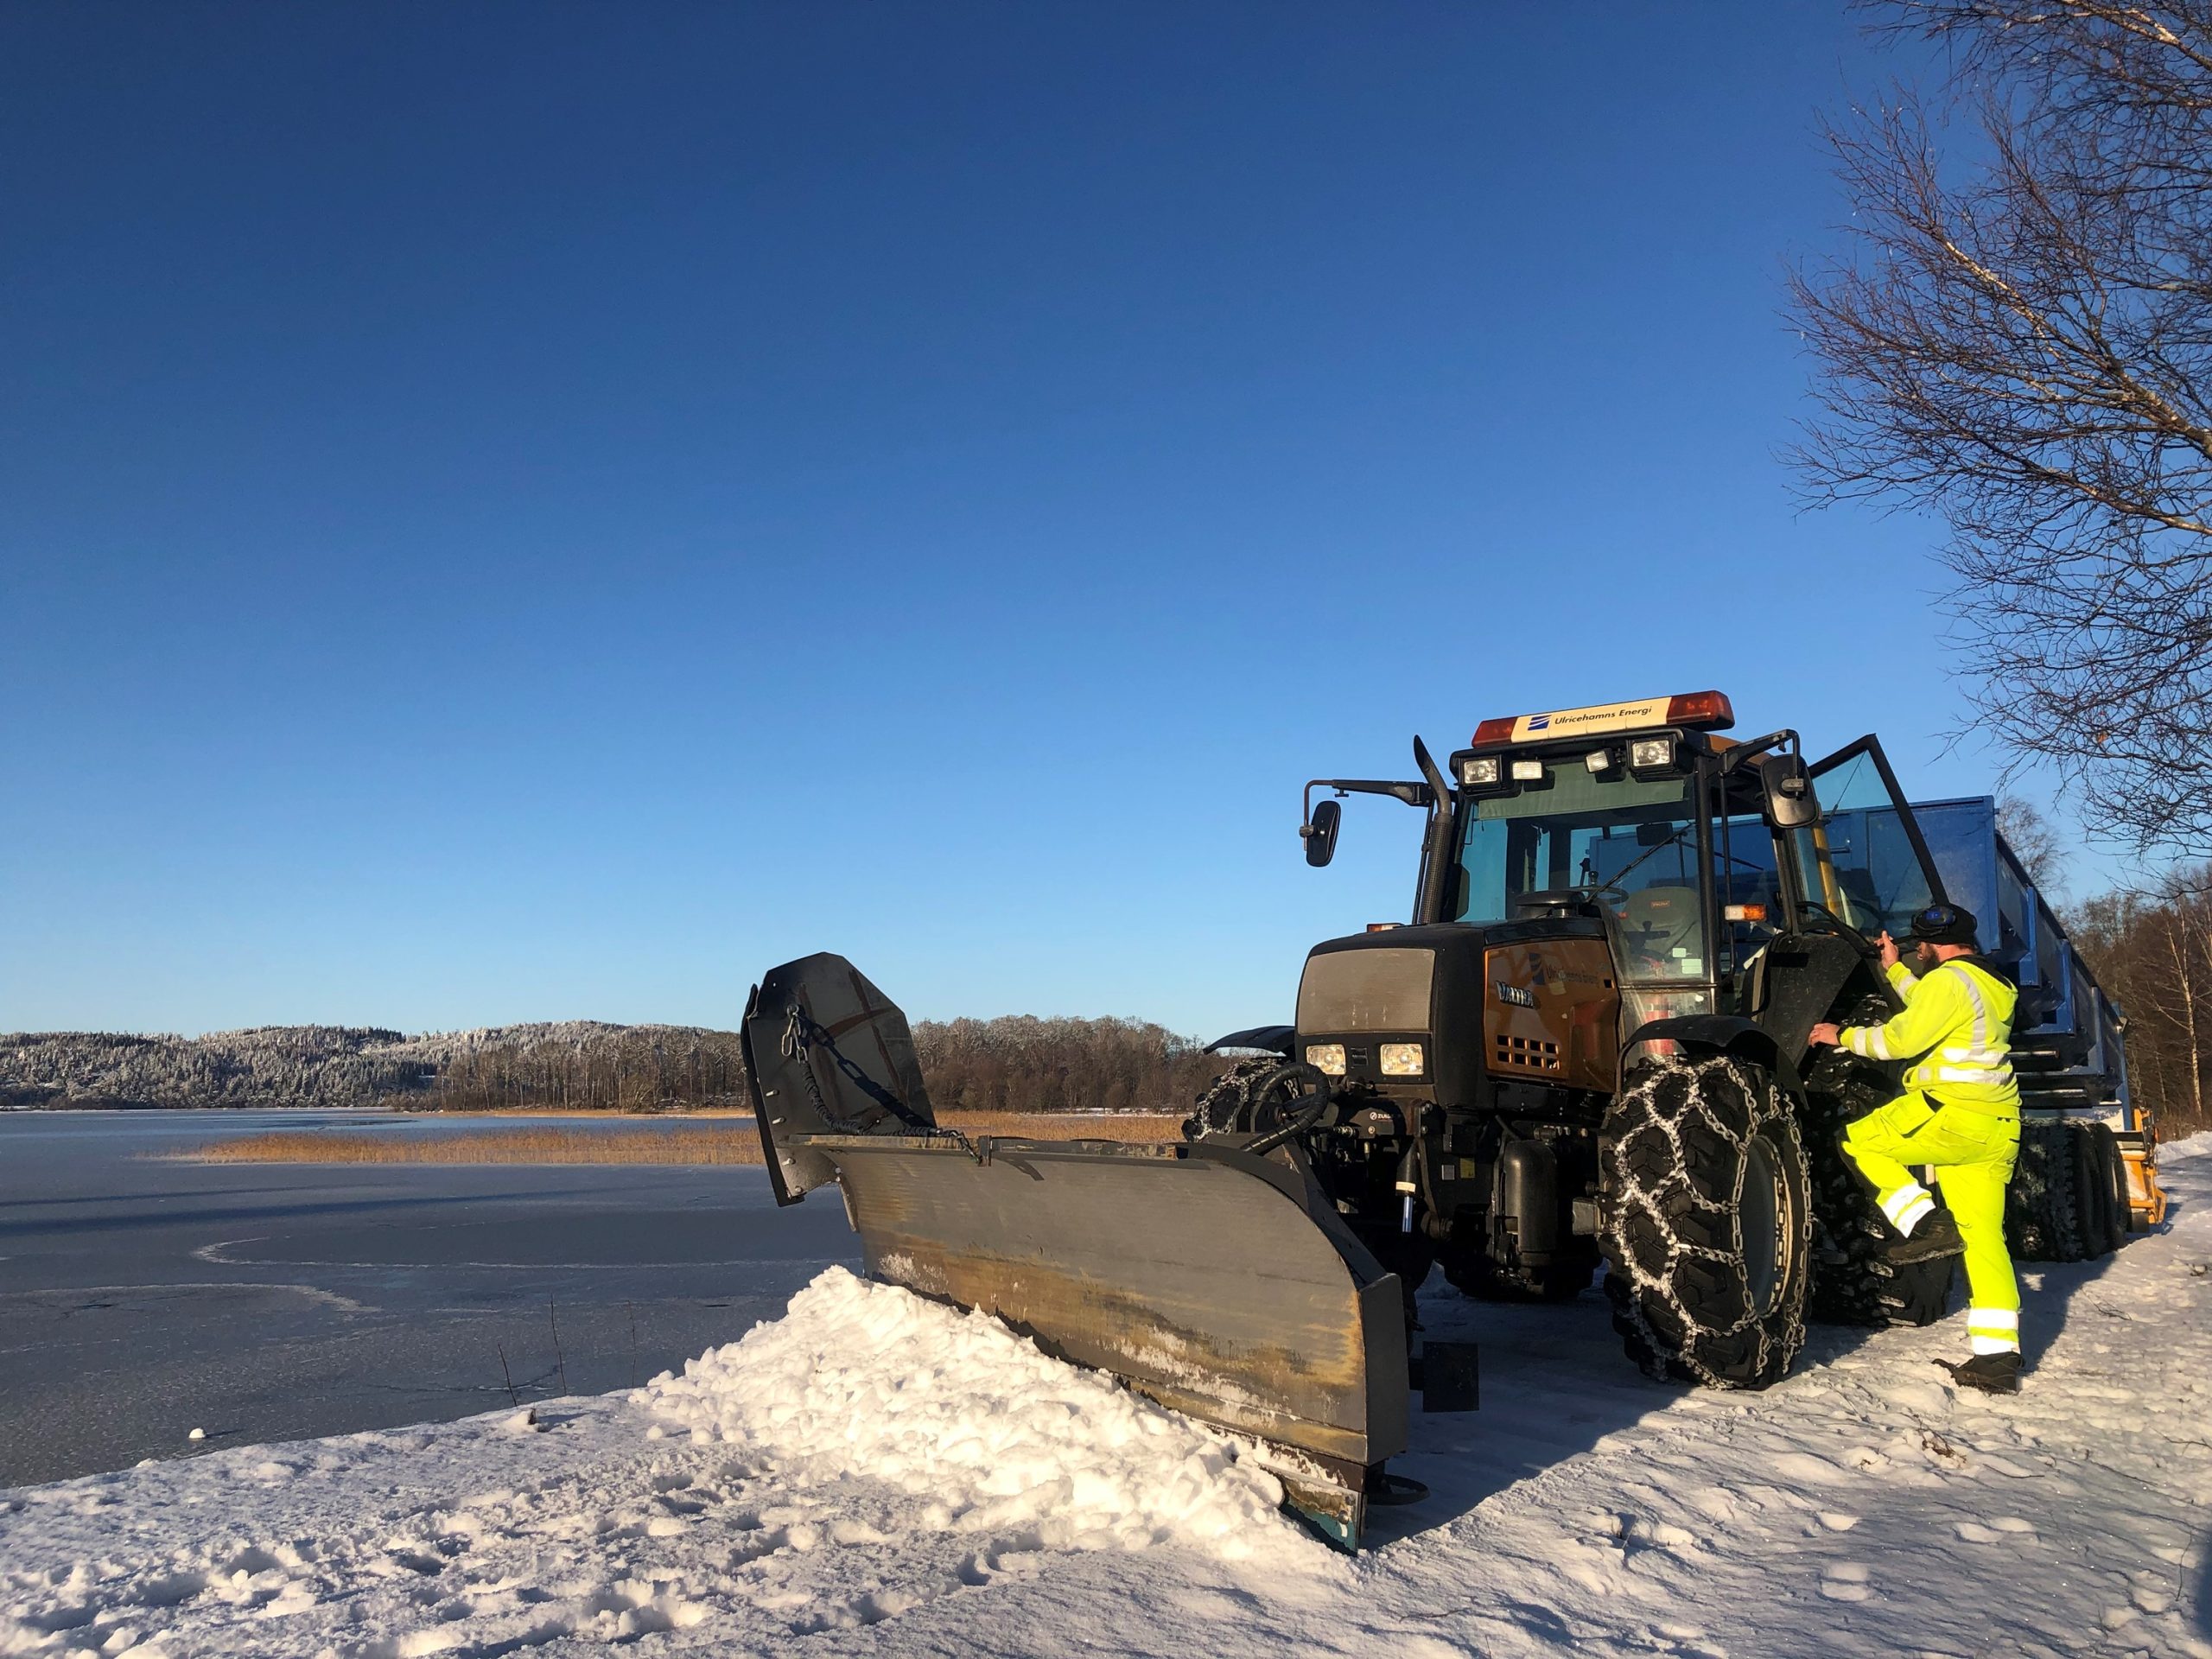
[1909,796,2135,1123]
[1896,797,2165,1240]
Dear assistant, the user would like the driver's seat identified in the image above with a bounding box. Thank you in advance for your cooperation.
[1623,885,1700,967]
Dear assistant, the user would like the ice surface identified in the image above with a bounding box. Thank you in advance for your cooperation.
[0,1111,859,1485]
[3,1135,2209,1658]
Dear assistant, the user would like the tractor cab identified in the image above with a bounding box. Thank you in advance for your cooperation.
[1301,690,1953,1062]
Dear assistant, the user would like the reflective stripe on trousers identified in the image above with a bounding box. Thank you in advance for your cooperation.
[1967,1306,2021,1357]
[1841,1091,2023,1345]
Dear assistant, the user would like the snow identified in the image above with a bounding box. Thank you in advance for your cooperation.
[5,1137,2210,1658]
[645,1268,1291,1558]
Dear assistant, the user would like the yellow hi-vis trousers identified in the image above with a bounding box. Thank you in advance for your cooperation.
[1842,1091,2022,1356]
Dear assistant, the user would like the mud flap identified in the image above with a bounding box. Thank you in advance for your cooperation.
[742,955,1409,1548]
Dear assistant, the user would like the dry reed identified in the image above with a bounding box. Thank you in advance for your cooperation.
[179,1112,1186,1166]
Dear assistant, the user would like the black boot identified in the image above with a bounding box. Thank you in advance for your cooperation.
[1888,1206,1967,1264]
[1943,1351,2021,1394]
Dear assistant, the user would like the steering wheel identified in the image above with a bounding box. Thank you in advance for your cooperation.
[1798,900,1884,962]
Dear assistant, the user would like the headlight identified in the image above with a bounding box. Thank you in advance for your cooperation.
[1379,1042,1425,1076]
[1510,759,1545,781]
[1630,737,1674,770]
[1304,1043,1346,1077]
[1461,756,1500,786]
[1584,748,1611,773]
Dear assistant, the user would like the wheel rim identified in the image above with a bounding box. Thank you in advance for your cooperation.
[1741,1134,1791,1317]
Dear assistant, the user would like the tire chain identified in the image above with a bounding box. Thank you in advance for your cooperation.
[1599,1052,1811,1389]
[1181,1055,1286,1141]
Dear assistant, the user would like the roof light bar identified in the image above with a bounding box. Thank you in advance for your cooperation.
[1469,690,1735,747]
[1663,690,1735,730]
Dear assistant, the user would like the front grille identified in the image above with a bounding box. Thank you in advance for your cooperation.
[1494,1033,1561,1073]
[1296,946,1435,1034]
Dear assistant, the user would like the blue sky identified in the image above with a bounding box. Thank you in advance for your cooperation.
[3,5,2054,1039]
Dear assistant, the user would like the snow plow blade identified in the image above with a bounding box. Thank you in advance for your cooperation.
[741,953,1408,1548]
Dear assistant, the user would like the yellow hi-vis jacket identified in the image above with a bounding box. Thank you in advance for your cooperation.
[1840,957,2022,1116]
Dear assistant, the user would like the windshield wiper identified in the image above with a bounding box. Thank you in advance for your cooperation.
[1603,826,1692,890]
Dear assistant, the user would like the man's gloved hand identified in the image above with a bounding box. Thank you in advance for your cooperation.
[1877,930,1901,971]
[1808,1022,1841,1046]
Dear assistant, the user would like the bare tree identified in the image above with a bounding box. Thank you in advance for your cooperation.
[1995,793,2069,891]
[1792,3,2212,854]
[2068,868,2212,1130]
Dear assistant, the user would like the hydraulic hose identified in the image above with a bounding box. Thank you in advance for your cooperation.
[1238,1061,1333,1155]
[1241,1061,1325,1129]
[1245,1089,1332,1155]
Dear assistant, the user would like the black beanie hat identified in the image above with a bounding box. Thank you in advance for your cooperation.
[1909,903,1980,949]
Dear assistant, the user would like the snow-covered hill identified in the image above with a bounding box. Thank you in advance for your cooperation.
[5,1140,2208,1658]
[0,1023,744,1111]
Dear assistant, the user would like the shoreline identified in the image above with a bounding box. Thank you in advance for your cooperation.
[159,1110,1188,1166]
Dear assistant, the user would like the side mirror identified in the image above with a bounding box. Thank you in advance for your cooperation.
[1303,798,1342,867]
[1763,754,1820,830]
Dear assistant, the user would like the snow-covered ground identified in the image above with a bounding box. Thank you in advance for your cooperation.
[6,1140,2209,1659]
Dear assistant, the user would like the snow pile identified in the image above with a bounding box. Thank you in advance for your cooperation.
[641,1266,1292,1559]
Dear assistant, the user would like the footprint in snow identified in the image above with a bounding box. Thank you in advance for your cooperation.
[1955,1519,2036,1544]
[1819,1563,1872,1603]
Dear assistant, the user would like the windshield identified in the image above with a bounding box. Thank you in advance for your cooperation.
[1453,762,1709,980]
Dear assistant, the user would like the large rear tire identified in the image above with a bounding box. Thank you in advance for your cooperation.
[2006,1117,2085,1262]
[1798,1052,1952,1327]
[1599,1053,1811,1389]
[2073,1122,2121,1257]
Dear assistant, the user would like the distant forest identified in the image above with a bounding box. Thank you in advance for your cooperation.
[2,1014,1231,1116]
[2070,867,2212,1139]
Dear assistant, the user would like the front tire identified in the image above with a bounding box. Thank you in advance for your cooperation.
[1599,1053,1811,1389]
[1182,1055,1284,1141]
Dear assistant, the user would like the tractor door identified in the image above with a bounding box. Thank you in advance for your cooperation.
[1756,736,1955,1046]
[1802,737,1950,935]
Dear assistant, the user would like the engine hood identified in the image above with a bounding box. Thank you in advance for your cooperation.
[1295,918,1611,1103]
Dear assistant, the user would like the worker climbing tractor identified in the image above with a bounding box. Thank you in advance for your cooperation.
[1809,904,2024,1395]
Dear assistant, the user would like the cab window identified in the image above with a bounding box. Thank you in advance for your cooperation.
[1454,761,1706,981]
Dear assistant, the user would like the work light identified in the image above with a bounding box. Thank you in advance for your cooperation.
[1379,1043,1425,1077]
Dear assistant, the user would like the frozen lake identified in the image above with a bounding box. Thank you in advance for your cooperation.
[0,1111,860,1486]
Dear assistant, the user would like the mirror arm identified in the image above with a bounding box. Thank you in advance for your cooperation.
[1719,728,1798,773]
[1302,778,1433,821]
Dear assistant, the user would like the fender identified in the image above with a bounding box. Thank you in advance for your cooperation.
[1625,1014,1803,1098]
[1207,1024,1295,1056]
